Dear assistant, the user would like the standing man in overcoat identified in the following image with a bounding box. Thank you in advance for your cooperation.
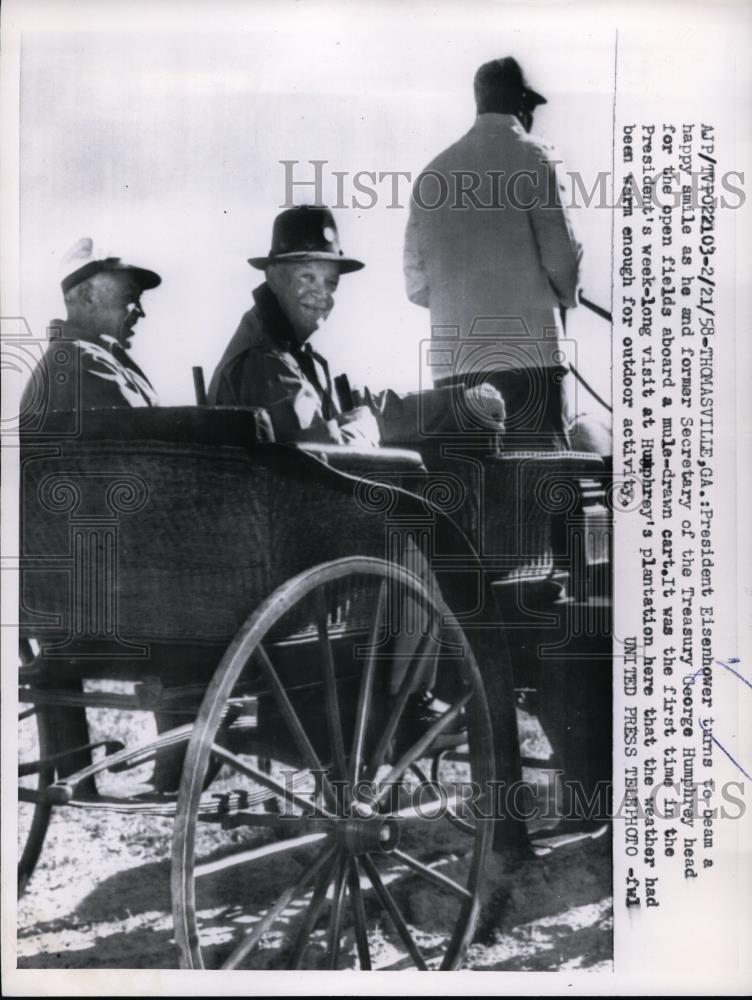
[404,57,583,450]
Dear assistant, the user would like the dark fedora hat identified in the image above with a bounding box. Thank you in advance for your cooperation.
[60,237,161,294]
[474,56,547,112]
[248,206,365,273]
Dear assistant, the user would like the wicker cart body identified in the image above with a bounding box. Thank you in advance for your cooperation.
[19,406,537,970]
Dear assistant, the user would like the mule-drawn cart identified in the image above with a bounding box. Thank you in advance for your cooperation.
[18,403,611,970]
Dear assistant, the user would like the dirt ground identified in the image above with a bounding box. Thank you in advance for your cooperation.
[17,700,612,972]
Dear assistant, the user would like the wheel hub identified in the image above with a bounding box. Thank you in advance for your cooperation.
[337,800,400,854]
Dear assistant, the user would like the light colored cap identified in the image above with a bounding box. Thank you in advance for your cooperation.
[60,237,161,294]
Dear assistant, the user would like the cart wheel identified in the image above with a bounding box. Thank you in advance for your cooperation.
[18,644,54,895]
[173,556,495,970]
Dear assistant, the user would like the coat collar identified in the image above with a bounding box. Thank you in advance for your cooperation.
[48,317,99,344]
[48,319,133,357]
[473,112,523,133]
[252,281,301,352]
[219,283,320,367]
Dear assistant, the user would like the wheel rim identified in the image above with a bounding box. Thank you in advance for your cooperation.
[172,557,494,970]
[18,701,53,895]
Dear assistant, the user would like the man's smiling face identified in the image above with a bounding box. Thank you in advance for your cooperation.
[267,260,340,342]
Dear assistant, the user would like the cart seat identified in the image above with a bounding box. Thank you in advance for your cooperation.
[19,407,432,671]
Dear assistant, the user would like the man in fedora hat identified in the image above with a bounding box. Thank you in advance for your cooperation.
[208,205,380,445]
[403,56,583,450]
[21,237,162,423]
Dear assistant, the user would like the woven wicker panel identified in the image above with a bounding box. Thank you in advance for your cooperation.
[20,442,273,643]
[19,440,427,646]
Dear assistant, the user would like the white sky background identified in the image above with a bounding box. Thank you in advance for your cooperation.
[19,2,616,407]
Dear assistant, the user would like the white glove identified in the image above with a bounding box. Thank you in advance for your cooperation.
[338,405,382,447]
[464,383,507,430]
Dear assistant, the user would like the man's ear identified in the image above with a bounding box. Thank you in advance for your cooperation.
[517,109,534,133]
[76,279,95,306]
[266,264,279,293]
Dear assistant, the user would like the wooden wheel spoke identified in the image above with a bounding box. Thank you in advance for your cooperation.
[195,832,328,879]
[315,593,348,790]
[389,848,472,901]
[220,844,336,970]
[285,848,340,969]
[388,792,478,836]
[347,857,372,970]
[376,690,473,809]
[326,854,348,969]
[361,854,427,970]
[365,631,436,781]
[210,743,334,819]
[173,558,494,972]
[350,579,387,784]
[254,643,336,805]
[427,754,477,835]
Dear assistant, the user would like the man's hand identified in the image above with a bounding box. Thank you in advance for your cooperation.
[464,383,506,430]
[338,405,382,447]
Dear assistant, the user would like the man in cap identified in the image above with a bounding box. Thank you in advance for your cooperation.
[404,56,583,450]
[21,237,161,423]
[18,239,162,790]
[209,206,380,445]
